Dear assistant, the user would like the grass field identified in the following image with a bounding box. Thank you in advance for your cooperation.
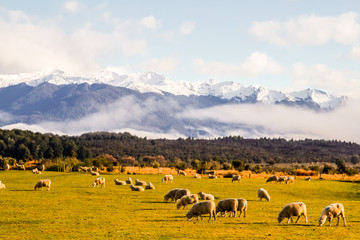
[0,171,359,240]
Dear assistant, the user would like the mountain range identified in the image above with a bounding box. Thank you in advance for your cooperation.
[0,69,348,138]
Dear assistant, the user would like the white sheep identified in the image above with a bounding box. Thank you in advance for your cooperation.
[266,175,278,183]
[232,175,241,183]
[176,194,199,210]
[305,177,311,181]
[186,201,216,222]
[0,181,6,189]
[277,202,308,224]
[216,198,238,217]
[31,168,41,174]
[194,173,201,179]
[145,182,155,190]
[130,184,144,191]
[164,188,181,202]
[277,176,287,183]
[161,175,173,183]
[318,203,346,227]
[90,171,100,176]
[286,176,295,184]
[208,174,217,179]
[175,189,191,201]
[177,170,186,176]
[236,198,247,218]
[92,177,105,188]
[34,179,51,191]
[135,179,147,186]
[258,188,270,201]
[198,191,215,201]
[125,177,133,184]
[114,179,127,185]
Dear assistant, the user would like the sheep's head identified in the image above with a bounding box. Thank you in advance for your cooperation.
[318,216,327,226]
[186,212,192,221]
[92,182,96,187]
[277,214,284,223]
[164,195,169,202]
[266,196,271,202]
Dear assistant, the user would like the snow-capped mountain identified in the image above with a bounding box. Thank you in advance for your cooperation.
[0,69,347,110]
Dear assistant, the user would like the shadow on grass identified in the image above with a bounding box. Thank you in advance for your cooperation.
[141,201,166,204]
[9,189,35,192]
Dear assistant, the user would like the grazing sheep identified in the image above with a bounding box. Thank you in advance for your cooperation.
[305,177,311,181]
[177,170,186,176]
[258,188,270,201]
[145,182,155,190]
[277,202,308,224]
[31,168,41,174]
[34,179,51,191]
[135,179,147,186]
[198,191,215,201]
[90,171,100,176]
[318,203,346,227]
[266,175,278,183]
[92,177,105,188]
[232,175,241,183]
[0,181,6,189]
[286,176,295,184]
[4,164,10,170]
[114,179,127,185]
[161,175,173,183]
[177,194,198,210]
[205,170,216,175]
[208,174,217,179]
[186,201,216,222]
[277,176,287,183]
[130,184,144,191]
[164,188,181,202]
[216,198,238,217]
[125,177,133,184]
[237,198,248,218]
[175,189,191,201]
[194,173,201,179]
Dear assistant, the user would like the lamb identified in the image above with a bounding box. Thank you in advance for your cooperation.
[208,174,217,179]
[164,188,181,202]
[232,175,241,183]
[318,203,346,227]
[175,189,191,201]
[161,175,173,183]
[125,177,133,184]
[286,176,295,184]
[216,198,238,217]
[186,201,216,222]
[258,188,270,201]
[194,173,201,179]
[34,179,51,191]
[92,177,105,188]
[130,184,144,191]
[90,171,100,176]
[135,179,147,186]
[266,175,278,183]
[0,181,6,189]
[236,198,248,218]
[198,191,215,201]
[277,202,308,224]
[305,177,311,181]
[145,182,155,190]
[114,179,127,185]
[177,170,186,176]
[31,168,41,174]
[176,194,199,210]
[277,176,287,183]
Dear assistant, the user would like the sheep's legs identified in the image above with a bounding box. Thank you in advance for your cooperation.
[295,216,301,223]
[329,217,332,226]
[341,213,346,226]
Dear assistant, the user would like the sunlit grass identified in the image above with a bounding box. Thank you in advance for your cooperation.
[0,171,359,239]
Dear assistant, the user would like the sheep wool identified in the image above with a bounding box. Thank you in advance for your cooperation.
[237,198,248,218]
[318,203,346,227]
[34,179,51,191]
[186,201,216,222]
[258,188,270,202]
[216,198,238,217]
[277,202,307,224]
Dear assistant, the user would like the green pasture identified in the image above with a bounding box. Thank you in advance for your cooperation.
[0,171,359,240]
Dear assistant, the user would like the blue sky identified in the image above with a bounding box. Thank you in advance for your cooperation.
[1,1,360,98]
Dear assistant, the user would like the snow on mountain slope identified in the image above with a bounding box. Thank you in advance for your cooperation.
[0,69,347,109]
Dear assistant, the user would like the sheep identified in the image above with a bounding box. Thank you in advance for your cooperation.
[39,164,45,171]
[232,174,241,183]
[277,202,308,224]
[90,171,100,176]
[305,177,311,181]
[92,177,105,188]
[208,174,217,179]
[145,182,155,190]
[31,168,41,174]
[236,198,248,218]
[135,179,147,186]
[286,176,295,184]
[130,184,144,191]
[216,198,238,217]
[186,201,216,222]
[258,188,270,201]
[34,179,51,191]
[164,188,181,202]
[114,179,127,185]
[175,189,191,201]
[277,176,287,183]
[161,175,173,183]
[194,173,201,179]
[177,170,186,176]
[0,181,6,189]
[318,203,346,227]
[15,163,26,170]
[198,191,215,201]
[125,177,133,184]
[4,164,10,170]
[266,175,278,183]
[176,194,199,210]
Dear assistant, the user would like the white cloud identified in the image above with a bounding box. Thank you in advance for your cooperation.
[180,21,196,35]
[139,15,160,30]
[64,1,78,12]
[139,57,176,73]
[250,12,360,46]
[193,52,283,77]
[348,46,360,60]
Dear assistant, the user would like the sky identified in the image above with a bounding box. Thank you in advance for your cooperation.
[1,0,360,99]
